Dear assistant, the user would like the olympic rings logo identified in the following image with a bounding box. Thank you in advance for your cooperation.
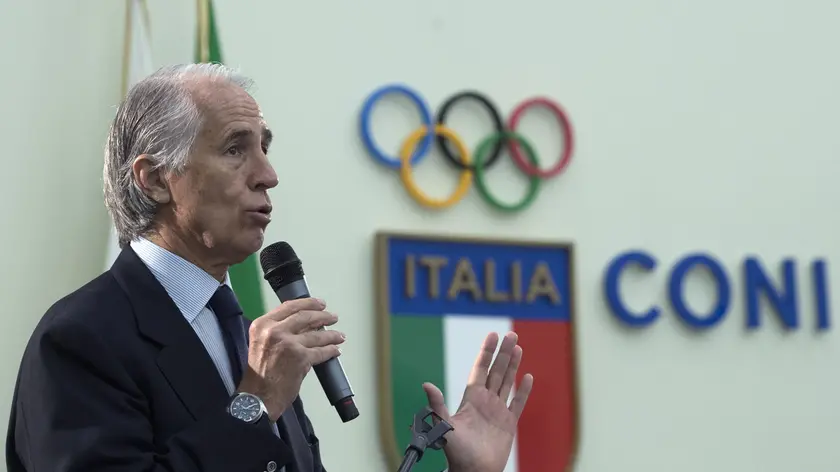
[358,84,575,212]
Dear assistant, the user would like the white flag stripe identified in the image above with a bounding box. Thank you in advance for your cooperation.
[105,0,154,270]
[443,315,518,472]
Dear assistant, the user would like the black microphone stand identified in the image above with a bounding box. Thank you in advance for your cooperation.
[397,407,454,472]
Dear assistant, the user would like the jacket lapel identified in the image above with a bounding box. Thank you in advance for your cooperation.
[110,246,230,420]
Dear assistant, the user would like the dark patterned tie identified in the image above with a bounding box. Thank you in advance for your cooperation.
[208,285,248,387]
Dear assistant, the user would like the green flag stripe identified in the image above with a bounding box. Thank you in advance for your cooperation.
[201,0,222,64]
[196,0,265,320]
[229,257,265,320]
[390,315,447,472]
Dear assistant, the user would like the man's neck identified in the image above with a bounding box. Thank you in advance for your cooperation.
[145,231,228,282]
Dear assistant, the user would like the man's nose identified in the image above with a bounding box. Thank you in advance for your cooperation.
[253,152,279,190]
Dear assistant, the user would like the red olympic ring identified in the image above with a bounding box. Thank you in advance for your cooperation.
[507,97,575,178]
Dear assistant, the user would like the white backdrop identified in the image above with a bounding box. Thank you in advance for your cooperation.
[0,0,838,471]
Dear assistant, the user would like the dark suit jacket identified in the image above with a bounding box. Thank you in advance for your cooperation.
[5,246,326,472]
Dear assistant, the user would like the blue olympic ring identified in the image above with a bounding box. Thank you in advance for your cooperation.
[358,84,434,169]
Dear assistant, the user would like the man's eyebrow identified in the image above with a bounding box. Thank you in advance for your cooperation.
[221,128,272,147]
[222,129,253,144]
[262,127,273,148]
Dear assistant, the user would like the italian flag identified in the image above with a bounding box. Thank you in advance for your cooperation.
[389,314,577,472]
[105,0,153,269]
[196,0,266,320]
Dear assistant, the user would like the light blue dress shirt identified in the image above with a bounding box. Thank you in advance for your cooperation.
[130,237,284,452]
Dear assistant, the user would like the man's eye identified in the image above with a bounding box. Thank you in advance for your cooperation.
[225,145,242,156]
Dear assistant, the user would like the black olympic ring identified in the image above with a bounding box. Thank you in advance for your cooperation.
[434,91,506,171]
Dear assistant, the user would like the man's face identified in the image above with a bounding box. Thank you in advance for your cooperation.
[165,80,278,263]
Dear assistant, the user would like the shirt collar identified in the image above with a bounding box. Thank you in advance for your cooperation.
[130,237,231,322]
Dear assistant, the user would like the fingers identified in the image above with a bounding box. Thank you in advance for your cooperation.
[422,382,451,422]
[307,344,342,365]
[485,332,518,393]
[508,373,534,418]
[497,344,522,402]
[297,328,345,348]
[284,309,339,333]
[467,332,499,387]
[263,297,327,322]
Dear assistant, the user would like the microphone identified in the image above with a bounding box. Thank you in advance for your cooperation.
[259,242,359,423]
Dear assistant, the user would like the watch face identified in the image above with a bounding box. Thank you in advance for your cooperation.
[230,394,262,423]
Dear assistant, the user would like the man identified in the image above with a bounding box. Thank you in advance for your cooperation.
[5,63,534,472]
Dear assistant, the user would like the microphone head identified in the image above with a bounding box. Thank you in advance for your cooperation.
[259,241,305,291]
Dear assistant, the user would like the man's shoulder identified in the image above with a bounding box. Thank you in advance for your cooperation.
[13,269,140,379]
[37,269,133,336]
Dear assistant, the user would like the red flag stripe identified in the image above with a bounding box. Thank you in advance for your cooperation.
[513,320,578,472]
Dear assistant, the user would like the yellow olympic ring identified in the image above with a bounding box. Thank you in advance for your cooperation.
[398,125,473,209]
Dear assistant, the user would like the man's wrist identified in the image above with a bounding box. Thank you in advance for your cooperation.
[235,378,284,421]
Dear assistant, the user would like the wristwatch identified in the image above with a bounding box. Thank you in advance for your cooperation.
[227,392,270,425]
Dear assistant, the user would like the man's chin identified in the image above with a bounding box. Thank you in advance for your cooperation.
[217,228,269,266]
[241,231,267,257]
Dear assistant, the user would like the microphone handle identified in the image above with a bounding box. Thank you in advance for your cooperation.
[272,279,358,422]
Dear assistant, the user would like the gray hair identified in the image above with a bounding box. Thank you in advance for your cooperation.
[103,63,254,247]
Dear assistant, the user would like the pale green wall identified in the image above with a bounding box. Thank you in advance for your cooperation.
[1,0,839,471]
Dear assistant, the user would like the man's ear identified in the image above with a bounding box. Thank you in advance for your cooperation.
[131,155,171,204]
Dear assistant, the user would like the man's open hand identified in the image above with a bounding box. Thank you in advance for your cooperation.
[422,332,534,472]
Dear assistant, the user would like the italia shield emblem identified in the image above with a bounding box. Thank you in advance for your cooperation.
[375,232,579,472]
